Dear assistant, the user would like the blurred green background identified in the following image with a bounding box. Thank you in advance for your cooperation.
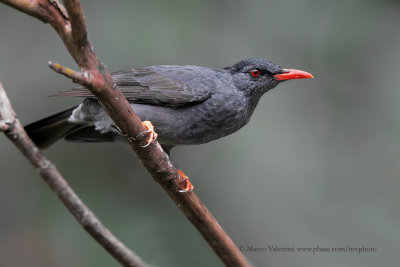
[1,0,399,266]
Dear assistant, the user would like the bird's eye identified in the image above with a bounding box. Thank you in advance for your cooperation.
[251,69,260,77]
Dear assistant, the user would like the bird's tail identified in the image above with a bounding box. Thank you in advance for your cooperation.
[24,107,81,149]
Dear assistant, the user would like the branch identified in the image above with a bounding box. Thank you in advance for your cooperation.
[1,0,250,266]
[0,83,148,267]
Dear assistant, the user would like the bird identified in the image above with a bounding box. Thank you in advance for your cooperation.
[25,58,312,190]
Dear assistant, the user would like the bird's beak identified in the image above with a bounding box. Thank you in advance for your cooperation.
[274,69,313,81]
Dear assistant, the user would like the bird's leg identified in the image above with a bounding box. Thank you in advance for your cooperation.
[141,121,158,147]
[161,145,193,192]
[178,169,194,192]
[111,125,123,134]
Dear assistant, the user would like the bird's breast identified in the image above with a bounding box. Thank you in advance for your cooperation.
[156,91,252,145]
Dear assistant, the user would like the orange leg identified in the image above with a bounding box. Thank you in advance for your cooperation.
[141,121,158,147]
[178,169,194,192]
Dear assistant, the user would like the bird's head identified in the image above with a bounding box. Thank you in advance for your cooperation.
[228,58,313,97]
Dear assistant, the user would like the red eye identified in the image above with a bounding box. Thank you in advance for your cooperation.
[251,69,260,77]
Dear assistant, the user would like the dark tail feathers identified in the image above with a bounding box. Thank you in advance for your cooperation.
[24,107,80,149]
[25,107,119,149]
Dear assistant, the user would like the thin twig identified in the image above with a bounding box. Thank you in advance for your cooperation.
[48,61,91,85]
[1,0,250,266]
[0,82,148,267]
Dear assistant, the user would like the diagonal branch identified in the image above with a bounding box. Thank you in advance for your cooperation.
[0,83,148,267]
[1,0,250,266]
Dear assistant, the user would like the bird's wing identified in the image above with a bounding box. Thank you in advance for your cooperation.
[54,65,217,107]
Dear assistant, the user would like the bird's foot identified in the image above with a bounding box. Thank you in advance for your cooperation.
[178,169,194,192]
[141,121,158,147]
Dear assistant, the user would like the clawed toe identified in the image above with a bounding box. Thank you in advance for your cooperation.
[141,121,158,147]
[177,169,194,192]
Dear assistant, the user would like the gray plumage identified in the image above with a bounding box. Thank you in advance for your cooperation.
[25,58,308,153]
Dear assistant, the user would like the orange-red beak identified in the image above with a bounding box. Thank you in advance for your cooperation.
[274,69,313,81]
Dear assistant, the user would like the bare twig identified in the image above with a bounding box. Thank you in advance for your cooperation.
[0,83,148,267]
[1,0,249,266]
[48,61,91,84]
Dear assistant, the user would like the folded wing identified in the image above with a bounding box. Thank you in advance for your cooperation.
[54,65,216,107]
